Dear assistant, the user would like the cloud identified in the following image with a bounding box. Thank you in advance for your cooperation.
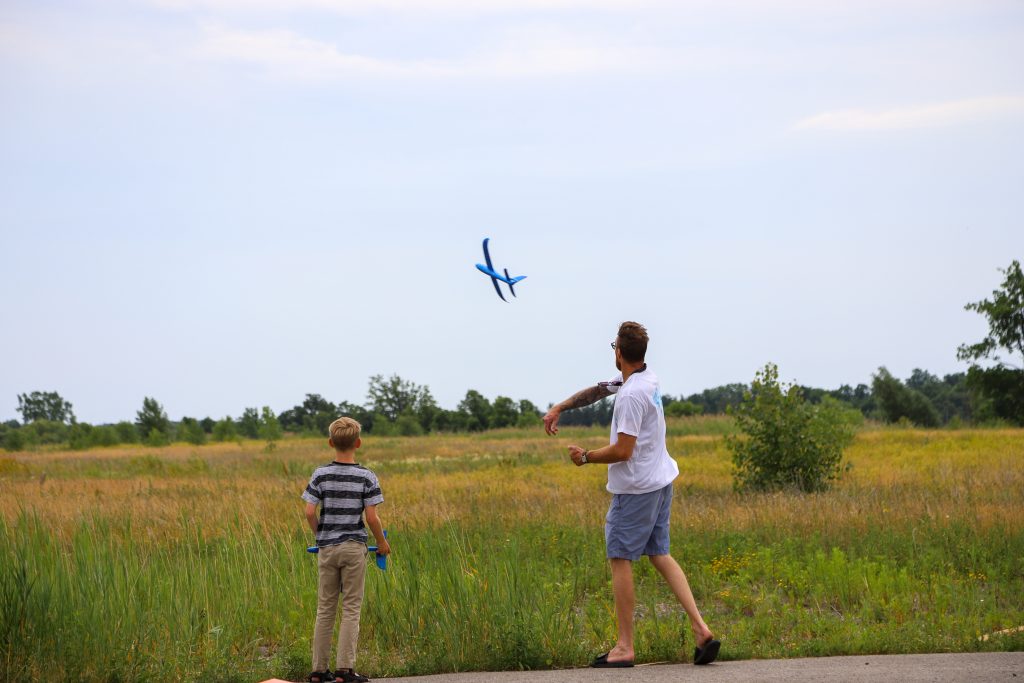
[793,96,1024,132]
[194,23,662,82]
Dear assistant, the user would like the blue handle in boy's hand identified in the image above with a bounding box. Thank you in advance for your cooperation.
[369,529,388,571]
[307,530,387,570]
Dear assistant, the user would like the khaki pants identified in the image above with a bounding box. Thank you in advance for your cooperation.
[312,541,367,671]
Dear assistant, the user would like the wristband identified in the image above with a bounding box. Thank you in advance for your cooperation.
[581,450,589,464]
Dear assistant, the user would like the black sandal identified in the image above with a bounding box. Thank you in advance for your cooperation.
[693,638,721,665]
[334,670,370,682]
[308,671,335,683]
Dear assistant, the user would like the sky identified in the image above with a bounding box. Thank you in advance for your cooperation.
[1,0,1023,425]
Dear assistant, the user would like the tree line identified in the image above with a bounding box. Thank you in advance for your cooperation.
[2,260,1020,451]
[0,375,547,452]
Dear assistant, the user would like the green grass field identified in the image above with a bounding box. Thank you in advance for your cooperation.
[1,420,1022,682]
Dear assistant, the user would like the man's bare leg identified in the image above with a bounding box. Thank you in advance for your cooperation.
[648,554,715,647]
[607,558,636,662]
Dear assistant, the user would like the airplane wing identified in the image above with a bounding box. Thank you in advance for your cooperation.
[482,238,496,271]
[491,276,507,302]
[482,238,507,301]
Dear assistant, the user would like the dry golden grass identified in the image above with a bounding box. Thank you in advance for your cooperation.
[3,424,1022,681]
[2,427,1022,543]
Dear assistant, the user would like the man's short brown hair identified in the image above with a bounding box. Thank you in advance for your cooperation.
[616,321,648,363]
[328,417,361,450]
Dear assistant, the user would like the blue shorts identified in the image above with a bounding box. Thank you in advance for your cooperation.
[605,483,673,560]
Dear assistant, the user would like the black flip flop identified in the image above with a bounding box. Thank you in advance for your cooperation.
[693,639,721,665]
[591,652,635,668]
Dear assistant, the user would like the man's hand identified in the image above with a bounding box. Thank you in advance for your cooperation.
[543,407,561,436]
[568,444,586,466]
[375,538,391,556]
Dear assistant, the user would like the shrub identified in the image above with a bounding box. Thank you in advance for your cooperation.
[872,367,941,427]
[258,407,282,452]
[68,423,94,450]
[136,397,170,438]
[238,408,260,439]
[179,418,207,446]
[516,412,542,428]
[394,413,424,436]
[145,428,169,447]
[114,422,139,444]
[21,420,69,447]
[2,428,25,452]
[211,417,238,442]
[727,363,856,493]
[666,400,703,417]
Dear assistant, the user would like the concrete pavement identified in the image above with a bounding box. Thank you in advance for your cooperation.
[369,652,1024,683]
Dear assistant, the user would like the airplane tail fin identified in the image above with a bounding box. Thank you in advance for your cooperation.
[504,269,526,297]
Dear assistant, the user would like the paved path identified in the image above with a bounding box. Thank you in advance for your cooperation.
[370,652,1024,683]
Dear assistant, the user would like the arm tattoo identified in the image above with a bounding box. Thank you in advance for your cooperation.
[561,385,613,411]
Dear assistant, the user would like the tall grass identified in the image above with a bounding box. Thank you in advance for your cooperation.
[1,424,1022,681]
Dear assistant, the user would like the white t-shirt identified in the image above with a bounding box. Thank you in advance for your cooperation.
[604,367,679,494]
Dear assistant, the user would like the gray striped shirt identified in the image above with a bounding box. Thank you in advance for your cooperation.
[302,462,384,548]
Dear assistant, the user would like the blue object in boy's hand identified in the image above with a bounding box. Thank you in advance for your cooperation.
[366,529,388,571]
[307,530,387,569]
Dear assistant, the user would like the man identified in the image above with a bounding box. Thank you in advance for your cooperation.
[543,321,720,667]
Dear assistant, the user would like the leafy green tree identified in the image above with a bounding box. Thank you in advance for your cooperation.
[212,417,238,442]
[2,427,25,452]
[394,413,424,436]
[114,421,139,444]
[414,392,441,433]
[17,391,75,424]
[827,383,877,419]
[458,390,493,431]
[259,406,283,451]
[17,420,69,447]
[430,409,470,433]
[555,397,613,426]
[367,374,433,422]
[872,368,941,427]
[957,260,1024,424]
[179,417,207,445]
[279,394,339,434]
[666,400,703,417]
[905,369,972,423]
[491,396,518,429]
[91,425,119,448]
[199,417,216,434]
[68,423,118,450]
[369,414,395,436]
[685,383,748,415]
[335,401,373,434]
[68,423,94,450]
[238,408,261,439]
[516,399,542,428]
[136,397,170,440]
[727,363,855,493]
[145,428,169,447]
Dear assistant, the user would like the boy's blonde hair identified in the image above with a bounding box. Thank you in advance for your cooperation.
[328,417,361,451]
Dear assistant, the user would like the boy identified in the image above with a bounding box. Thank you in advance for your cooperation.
[302,417,390,683]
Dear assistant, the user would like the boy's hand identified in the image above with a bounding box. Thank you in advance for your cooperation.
[568,445,586,466]
[375,539,391,556]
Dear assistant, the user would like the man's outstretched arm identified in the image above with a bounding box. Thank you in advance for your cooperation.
[543,384,613,435]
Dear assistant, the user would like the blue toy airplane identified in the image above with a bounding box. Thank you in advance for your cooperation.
[475,238,526,302]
